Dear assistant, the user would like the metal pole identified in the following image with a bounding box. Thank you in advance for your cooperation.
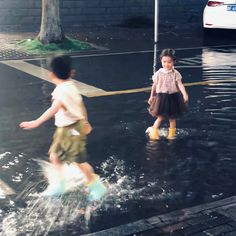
[154,0,159,43]
[153,0,159,73]
[153,43,158,74]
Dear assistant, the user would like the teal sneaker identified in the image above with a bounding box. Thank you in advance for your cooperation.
[87,175,107,201]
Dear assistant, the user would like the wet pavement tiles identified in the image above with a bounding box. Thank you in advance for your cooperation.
[84,196,236,236]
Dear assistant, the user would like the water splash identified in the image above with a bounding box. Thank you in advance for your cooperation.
[1,161,93,236]
[0,152,11,160]
[1,194,89,236]
[1,157,175,235]
[37,160,87,195]
[98,157,177,212]
[1,153,21,169]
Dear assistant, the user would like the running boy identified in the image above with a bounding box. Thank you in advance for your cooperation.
[20,55,106,200]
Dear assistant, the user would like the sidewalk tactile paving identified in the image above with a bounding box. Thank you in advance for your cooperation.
[0,44,33,60]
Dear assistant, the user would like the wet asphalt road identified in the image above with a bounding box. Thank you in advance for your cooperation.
[0,28,236,235]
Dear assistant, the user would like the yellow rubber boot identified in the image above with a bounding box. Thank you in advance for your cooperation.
[148,127,159,140]
[167,128,176,139]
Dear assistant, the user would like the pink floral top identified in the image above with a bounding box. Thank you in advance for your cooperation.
[152,68,182,94]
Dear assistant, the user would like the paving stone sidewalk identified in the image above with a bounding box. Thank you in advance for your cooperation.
[0,26,154,60]
[83,196,236,236]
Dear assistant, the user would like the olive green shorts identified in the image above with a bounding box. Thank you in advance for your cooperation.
[48,121,87,164]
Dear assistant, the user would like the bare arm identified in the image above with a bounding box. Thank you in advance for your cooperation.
[79,101,93,135]
[148,82,157,105]
[177,80,188,103]
[19,100,62,130]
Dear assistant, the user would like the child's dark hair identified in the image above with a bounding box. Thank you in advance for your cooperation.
[49,55,71,80]
[160,48,176,62]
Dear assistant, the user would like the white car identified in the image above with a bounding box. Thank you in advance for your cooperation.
[203,0,236,30]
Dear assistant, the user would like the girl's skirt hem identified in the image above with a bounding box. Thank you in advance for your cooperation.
[149,92,187,118]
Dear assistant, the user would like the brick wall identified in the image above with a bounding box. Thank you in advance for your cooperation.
[0,0,208,31]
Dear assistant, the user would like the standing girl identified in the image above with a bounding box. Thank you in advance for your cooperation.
[147,48,188,140]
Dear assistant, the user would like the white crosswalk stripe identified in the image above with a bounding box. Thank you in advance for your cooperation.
[178,56,202,65]
[0,60,106,97]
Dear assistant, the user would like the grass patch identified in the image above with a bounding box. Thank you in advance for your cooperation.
[17,37,93,54]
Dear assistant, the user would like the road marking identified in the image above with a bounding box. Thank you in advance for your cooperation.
[178,60,198,65]
[179,56,202,65]
[184,79,236,86]
[0,60,106,97]
[88,79,236,98]
[0,179,15,196]
[16,44,236,62]
[88,87,152,97]
[1,60,236,98]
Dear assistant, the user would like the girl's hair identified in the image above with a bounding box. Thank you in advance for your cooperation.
[49,55,71,80]
[160,48,176,62]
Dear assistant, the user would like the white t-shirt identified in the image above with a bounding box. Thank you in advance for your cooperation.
[52,79,87,127]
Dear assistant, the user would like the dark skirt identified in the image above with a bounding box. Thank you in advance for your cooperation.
[149,92,187,118]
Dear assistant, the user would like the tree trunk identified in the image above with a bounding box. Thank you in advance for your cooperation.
[38,0,65,44]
